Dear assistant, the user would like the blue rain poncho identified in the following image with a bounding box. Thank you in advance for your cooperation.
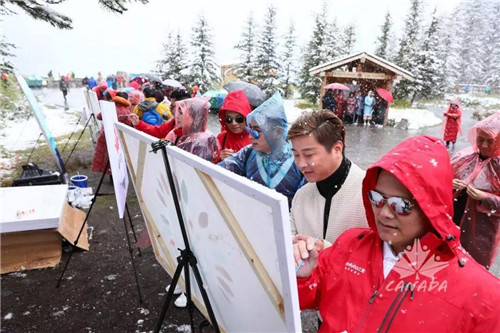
[218,92,305,206]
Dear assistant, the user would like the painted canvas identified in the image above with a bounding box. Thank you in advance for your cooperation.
[115,123,301,332]
[100,101,129,219]
[15,73,68,181]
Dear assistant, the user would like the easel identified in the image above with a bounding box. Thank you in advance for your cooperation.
[61,113,98,166]
[56,160,143,304]
[151,140,220,333]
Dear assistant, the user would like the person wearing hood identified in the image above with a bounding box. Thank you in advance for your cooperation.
[164,98,219,163]
[92,93,132,174]
[288,110,367,249]
[133,87,171,125]
[443,100,462,150]
[92,80,108,101]
[129,90,190,139]
[451,112,500,269]
[218,92,305,207]
[293,135,500,332]
[217,90,252,162]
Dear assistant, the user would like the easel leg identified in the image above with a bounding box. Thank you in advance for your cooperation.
[154,257,186,333]
[125,203,141,256]
[122,215,143,304]
[56,160,110,287]
[64,114,95,165]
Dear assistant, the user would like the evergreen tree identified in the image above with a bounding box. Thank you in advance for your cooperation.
[280,21,298,98]
[188,15,220,92]
[393,0,423,99]
[158,31,188,83]
[323,18,341,59]
[341,24,356,55]
[299,11,329,102]
[413,9,446,100]
[374,11,393,59]
[442,6,463,89]
[482,2,500,88]
[456,1,485,85]
[1,0,147,30]
[234,14,257,83]
[254,5,280,96]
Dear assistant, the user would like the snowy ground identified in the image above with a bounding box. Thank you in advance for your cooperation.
[284,99,442,129]
[388,108,442,129]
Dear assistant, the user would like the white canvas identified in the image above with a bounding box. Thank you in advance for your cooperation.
[115,123,301,332]
[100,101,129,219]
[81,89,99,142]
[0,185,68,233]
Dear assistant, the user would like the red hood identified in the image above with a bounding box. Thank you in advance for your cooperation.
[218,90,252,129]
[362,136,460,250]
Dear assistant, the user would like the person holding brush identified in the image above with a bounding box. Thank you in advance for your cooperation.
[293,136,500,332]
[287,110,367,250]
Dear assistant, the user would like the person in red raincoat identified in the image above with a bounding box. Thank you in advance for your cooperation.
[216,90,252,162]
[91,94,132,174]
[92,80,108,101]
[442,99,462,150]
[334,91,345,120]
[451,112,500,269]
[293,135,500,333]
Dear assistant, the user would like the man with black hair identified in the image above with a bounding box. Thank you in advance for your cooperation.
[288,110,367,249]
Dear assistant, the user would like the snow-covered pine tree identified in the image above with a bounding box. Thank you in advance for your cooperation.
[254,5,281,96]
[341,24,356,55]
[188,15,220,92]
[374,11,393,60]
[482,2,500,88]
[393,0,423,100]
[442,6,463,89]
[280,21,298,98]
[323,18,341,59]
[456,1,485,85]
[158,31,189,83]
[234,14,257,83]
[299,11,329,102]
[413,9,446,101]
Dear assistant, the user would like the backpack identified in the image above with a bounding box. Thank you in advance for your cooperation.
[141,107,163,126]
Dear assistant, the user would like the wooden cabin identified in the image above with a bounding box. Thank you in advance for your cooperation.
[310,51,414,100]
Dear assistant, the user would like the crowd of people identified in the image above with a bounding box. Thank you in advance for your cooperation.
[87,75,499,331]
[321,89,388,126]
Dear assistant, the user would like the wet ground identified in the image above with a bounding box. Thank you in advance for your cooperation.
[1,89,498,333]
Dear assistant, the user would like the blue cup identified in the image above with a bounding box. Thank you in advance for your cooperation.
[71,175,88,188]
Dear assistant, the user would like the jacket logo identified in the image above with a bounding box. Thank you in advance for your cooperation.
[344,262,366,275]
[393,239,449,280]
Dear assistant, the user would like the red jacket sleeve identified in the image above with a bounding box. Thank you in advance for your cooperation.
[135,119,175,139]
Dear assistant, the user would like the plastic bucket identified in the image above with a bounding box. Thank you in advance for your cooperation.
[71,175,88,188]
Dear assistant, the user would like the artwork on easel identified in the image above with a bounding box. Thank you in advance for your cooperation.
[100,101,129,219]
[81,89,99,143]
[15,73,68,182]
[116,123,301,332]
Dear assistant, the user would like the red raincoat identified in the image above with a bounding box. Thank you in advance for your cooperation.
[451,112,500,269]
[216,90,252,162]
[92,96,132,174]
[442,100,462,142]
[298,136,500,332]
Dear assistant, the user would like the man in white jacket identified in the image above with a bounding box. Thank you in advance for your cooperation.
[288,110,367,250]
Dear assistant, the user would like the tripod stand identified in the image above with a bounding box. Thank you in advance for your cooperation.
[56,160,143,303]
[151,140,220,333]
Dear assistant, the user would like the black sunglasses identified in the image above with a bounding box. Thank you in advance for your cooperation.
[368,190,414,216]
[225,115,245,124]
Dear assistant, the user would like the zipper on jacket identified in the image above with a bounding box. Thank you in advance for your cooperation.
[369,290,378,303]
[377,282,412,333]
